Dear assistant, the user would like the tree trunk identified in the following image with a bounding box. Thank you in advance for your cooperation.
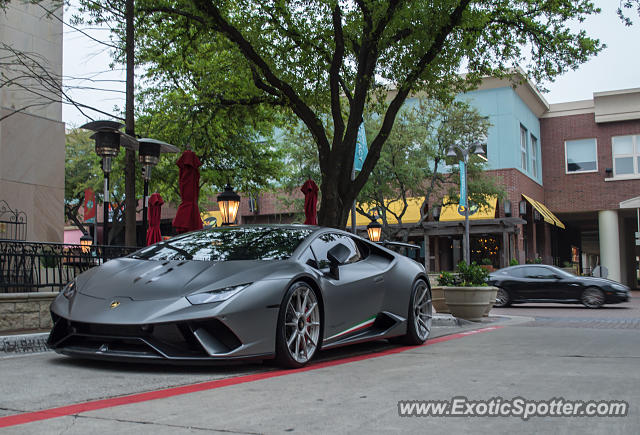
[317,177,352,229]
[124,0,136,247]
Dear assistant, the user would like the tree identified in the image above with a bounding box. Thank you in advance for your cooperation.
[137,0,602,228]
[356,98,503,241]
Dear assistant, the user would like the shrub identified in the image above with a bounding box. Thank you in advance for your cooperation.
[509,258,519,266]
[481,258,492,265]
[456,261,489,286]
[437,271,458,286]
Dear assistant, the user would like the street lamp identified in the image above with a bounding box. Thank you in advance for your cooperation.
[80,121,138,246]
[367,219,383,242]
[80,233,93,254]
[138,138,179,242]
[447,137,487,264]
[217,184,241,226]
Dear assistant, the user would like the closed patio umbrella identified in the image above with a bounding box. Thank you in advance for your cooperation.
[146,193,164,246]
[172,150,203,233]
[301,179,319,225]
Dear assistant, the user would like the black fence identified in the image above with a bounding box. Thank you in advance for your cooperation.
[0,240,138,293]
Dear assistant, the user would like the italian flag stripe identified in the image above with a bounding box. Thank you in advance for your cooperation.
[327,316,376,341]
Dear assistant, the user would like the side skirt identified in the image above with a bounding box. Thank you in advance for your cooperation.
[321,312,406,350]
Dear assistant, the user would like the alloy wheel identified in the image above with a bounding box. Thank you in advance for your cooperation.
[413,281,432,341]
[284,285,321,363]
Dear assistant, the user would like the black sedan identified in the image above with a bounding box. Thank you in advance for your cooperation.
[488,265,630,308]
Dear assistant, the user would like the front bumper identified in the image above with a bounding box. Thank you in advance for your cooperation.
[48,313,275,363]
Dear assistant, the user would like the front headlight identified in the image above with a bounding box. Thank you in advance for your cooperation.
[186,283,251,305]
[62,280,77,299]
[611,283,628,292]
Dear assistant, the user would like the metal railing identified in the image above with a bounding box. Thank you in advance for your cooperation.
[0,240,138,293]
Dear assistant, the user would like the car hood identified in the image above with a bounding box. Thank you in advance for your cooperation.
[77,257,291,301]
[579,276,628,289]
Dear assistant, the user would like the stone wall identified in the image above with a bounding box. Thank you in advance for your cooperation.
[0,292,56,333]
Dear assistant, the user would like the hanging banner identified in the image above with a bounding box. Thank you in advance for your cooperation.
[353,121,368,172]
[83,188,96,223]
[458,160,467,216]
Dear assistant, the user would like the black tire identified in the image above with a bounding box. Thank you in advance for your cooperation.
[397,279,432,345]
[494,288,511,308]
[275,281,322,368]
[581,287,605,308]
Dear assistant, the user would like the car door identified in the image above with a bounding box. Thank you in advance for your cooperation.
[522,266,566,300]
[309,233,385,341]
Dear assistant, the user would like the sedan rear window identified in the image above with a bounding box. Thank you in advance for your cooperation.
[130,227,313,261]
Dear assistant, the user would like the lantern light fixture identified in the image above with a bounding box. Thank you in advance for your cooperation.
[80,233,93,254]
[217,184,241,226]
[366,219,383,242]
[519,200,527,217]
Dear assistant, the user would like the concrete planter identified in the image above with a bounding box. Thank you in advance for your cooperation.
[431,286,449,314]
[443,286,498,321]
[483,286,498,317]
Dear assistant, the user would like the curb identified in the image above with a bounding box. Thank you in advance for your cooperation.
[0,333,50,356]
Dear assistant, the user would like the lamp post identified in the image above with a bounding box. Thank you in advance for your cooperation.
[366,219,382,242]
[217,184,241,226]
[81,121,138,246]
[137,139,179,243]
[447,138,487,264]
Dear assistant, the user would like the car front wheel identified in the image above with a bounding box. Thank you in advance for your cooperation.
[581,287,605,308]
[275,282,322,368]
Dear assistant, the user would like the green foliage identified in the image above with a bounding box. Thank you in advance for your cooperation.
[509,258,519,266]
[132,0,603,227]
[456,261,489,287]
[481,258,493,265]
[437,271,458,287]
[356,98,504,238]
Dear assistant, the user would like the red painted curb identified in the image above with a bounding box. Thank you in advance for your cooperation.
[0,325,502,428]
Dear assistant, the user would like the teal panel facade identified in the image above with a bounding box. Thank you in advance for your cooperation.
[458,87,542,185]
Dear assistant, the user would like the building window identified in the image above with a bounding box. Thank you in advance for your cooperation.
[565,138,597,173]
[530,134,538,178]
[520,125,528,171]
[612,135,640,177]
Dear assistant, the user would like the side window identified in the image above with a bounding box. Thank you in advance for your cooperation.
[532,267,556,279]
[309,233,361,269]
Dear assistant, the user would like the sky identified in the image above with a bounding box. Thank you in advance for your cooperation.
[61,1,640,127]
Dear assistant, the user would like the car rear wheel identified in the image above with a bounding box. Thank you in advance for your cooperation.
[396,279,432,345]
[275,282,321,368]
[494,288,511,308]
[581,287,605,308]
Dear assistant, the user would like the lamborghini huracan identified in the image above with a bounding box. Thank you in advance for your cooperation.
[48,225,432,367]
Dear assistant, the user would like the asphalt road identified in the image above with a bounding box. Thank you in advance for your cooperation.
[1,296,638,434]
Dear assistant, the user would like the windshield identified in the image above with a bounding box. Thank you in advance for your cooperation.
[130,227,313,261]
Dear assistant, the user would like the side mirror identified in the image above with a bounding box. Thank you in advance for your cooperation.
[326,243,351,280]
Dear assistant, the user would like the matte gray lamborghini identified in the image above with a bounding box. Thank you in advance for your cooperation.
[48,225,432,368]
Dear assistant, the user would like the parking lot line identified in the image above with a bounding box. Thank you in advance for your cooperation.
[0,326,502,428]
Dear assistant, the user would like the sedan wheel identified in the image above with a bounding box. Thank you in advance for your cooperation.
[494,288,511,308]
[276,282,321,368]
[581,287,605,308]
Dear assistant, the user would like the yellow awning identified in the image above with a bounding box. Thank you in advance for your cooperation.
[439,195,498,221]
[347,197,423,226]
[201,210,223,227]
[522,194,565,229]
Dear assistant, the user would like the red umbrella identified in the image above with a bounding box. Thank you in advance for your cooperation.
[146,193,164,246]
[172,150,203,233]
[301,179,319,225]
